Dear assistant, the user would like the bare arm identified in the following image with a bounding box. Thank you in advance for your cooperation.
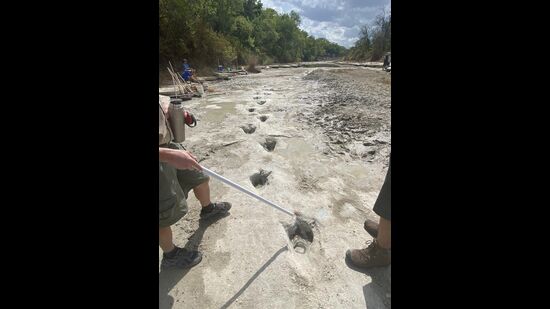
[159,96,171,118]
[159,147,202,171]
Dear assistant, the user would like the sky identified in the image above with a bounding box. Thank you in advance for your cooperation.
[260,0,391,48]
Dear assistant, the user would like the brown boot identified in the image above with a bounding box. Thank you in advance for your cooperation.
[363,218,379,238]
[346,240,391,269]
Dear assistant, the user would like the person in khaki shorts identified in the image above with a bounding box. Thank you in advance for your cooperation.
[159,101,231,269]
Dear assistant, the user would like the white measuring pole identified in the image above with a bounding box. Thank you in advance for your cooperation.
[201,166,294,217]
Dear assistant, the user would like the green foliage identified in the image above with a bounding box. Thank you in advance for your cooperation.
[159,0,347,70]
[345,11,391,61]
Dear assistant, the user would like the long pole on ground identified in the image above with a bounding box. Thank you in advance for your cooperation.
[200,165,295,217]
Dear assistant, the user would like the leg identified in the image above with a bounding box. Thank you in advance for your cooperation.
[159,158,202,269]
[159,224,202,269]
[346,160,391,269]
[376,217,391,249]
[192,179,211,207]
[346,216,391,268]
[193,179,232,219]
[176,156,232,219]
[364,217,379,238]
[159,226,175,253]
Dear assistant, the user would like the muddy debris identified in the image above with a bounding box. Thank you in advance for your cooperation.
[248,108,255,112]
[300,68,391,162]
[258,115,269,122]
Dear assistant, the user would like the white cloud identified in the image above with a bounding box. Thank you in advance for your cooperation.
[261,0,301,14]
[262,0,391,48]
[300,17,358,47]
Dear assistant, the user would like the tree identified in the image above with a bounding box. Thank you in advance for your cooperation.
[159,0,347,69]
[244,0,262,20]
[345,11,391,61]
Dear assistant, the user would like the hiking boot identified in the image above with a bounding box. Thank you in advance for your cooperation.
[364,217,379,238]
[161,247,202,270]
[346,239,391,269]
[200,202,232,219]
